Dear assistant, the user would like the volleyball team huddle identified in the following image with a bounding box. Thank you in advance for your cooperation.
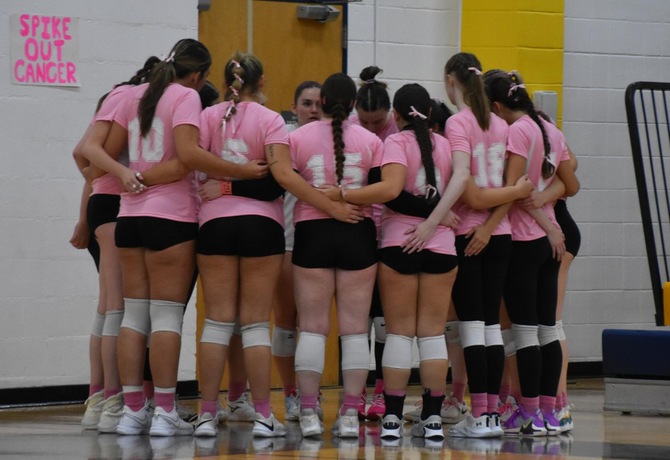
[72,37,580,443]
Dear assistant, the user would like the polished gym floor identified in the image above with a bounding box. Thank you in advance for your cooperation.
[1,379,669,459]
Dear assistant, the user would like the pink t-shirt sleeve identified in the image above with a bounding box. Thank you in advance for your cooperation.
[507,122,532,159]
[445,115,472,154]
[264,113,290,146]
[94,86,130,123]
[382,137,409,168]
[172,89,202,129]
[199,107,214,151]
[370,135,384,168]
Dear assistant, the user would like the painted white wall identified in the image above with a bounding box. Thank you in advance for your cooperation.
[0,0,198,389]
[562,0,670,361]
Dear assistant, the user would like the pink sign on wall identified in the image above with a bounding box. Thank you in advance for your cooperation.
[10,14,80,87]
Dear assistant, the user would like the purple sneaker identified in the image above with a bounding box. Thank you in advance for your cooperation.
[542,409,561,436]
[519,406,547,437]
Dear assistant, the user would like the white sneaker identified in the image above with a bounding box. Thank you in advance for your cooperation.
[410,414,444,440]
[441,394,469,424]
[285,390,300,422]
[216,399,228,423]
[331,408,359,438]
[97,393,124,433]
[81,390,104,429]
[448,413,490,438]
[116,401,152,435]
[149,406,194,436]
[487,412,504,437]
[227,393,256,422]
[193,412,218,437]
[381,414,403,439]
[300,408,324,437]
[252,412,287,438]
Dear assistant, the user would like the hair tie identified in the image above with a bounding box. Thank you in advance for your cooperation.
[229,86,239,97]
[365,79,376,85]
[408,106,428,120]
[231,60,241,69]
[234,74,244,85]
[164,52,175,63]
[508,83,526,98]
[467,67,482,76]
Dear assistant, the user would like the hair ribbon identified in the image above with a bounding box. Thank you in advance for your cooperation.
[508,83,526,97]
[467,67,482,76]
[164,52,175,63]
[408,106,428,120]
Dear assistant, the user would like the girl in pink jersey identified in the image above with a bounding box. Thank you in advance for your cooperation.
[442,53,522,439]
[73,57,164,433]
[349,65,397,420]
[483,70,579,437]
[370,83,459,442]
[84,39,266,437]
[287,73,387,439]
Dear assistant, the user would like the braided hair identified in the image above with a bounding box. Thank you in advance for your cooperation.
[321,73,357,185]
[483,70,555,179]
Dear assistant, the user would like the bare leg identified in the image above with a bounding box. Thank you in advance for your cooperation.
[557,253,575,399]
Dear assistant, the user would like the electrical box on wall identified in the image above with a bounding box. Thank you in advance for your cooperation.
[533,91,558,123]
[297,5,340,22]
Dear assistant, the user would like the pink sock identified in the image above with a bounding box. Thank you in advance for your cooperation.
[228,381,247,402]
[90,384,103,396]
[521,396,540,413]
[283,384,297,398]
[201,400,218,417]
[374,379,384,394]
[555,392,565,410]
[123,389,145,412]
[512,389,522,405]
[470,393,488,418]
[301,393,318,411]
[104,387,121,400]
[143,381,154,400]
[540,395,556,414]
[452,382,466,402]
[254,398,271,418]
[341,394,359,415]
[487,394,500,414]
[154,387,175,412]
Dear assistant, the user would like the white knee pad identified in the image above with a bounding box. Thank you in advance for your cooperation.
[538,324,560,346]
[501,328,516,357]
[271,326,297,357]
[485,324,504,347]
[102,310,124,337]
[341,334,370,371]
[241,322,271,349]
[121,298,150,336]
[91,313,105,337]
[200,319,235,345]
[418,335,448,362]
[295,332,326,373]
[556,320,566,341]
[459,321,486,348]
[445,320,461,345]
[381,334,413,369]
[150,300,185,335]
[372,317,387,343]
[512,324,539,350]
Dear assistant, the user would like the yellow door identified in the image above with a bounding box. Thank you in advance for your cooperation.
[197,0,345,389]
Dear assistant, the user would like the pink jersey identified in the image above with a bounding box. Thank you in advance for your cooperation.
[506,115,569,241]
[290,119,384,223]
[379,130,456,255]
[447,109,511,236]
[113,83,200,222]
[349,113,399,142]
[198,101,288,226]
[90,85,133,196]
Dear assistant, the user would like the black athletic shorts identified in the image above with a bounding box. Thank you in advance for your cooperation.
[554,199,581,257]
[378,246,458,275]
[87,194,120,233]
[115,216,198,251]
[292,218,377,270]
[197,215,285,257]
